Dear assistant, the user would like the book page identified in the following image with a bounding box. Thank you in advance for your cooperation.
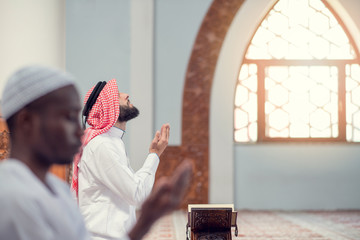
[188,204,234,212]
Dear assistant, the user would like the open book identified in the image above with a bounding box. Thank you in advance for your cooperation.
[188,204,234,212]
[186,204,238,240]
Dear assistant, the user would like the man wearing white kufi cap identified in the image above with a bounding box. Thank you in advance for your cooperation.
[0,65,193,240]
[0,65,90,240]
[1,65,76,120]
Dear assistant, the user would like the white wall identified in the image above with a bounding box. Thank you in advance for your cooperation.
[211,0,360,209]
[129,0,154,170]
[0,0,65,103]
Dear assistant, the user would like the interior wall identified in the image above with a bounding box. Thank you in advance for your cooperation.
[154,0,212,145]
[65,0,139,160]
[235,144,360,209]
[211,0,360,209]
[61,0,360,209]
[128,0,155,170]
[65,0,212,173]
[65,0,131,99]
[0,0,66,178]
[0,0,65,102]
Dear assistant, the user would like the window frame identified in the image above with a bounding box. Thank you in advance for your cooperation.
[235,0,360,143]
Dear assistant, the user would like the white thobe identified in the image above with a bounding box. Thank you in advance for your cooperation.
[78,127,159,240]
[0,159,90,240]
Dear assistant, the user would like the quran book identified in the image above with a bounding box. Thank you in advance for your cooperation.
[186,204,238,240]
[188,204,234,212]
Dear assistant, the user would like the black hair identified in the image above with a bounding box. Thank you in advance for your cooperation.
[82,81,107,128]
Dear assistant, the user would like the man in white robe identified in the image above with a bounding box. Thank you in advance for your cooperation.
[0,65,89,240]
[0,160,90,240]
[0,65,192,240]
[71,79,170,240]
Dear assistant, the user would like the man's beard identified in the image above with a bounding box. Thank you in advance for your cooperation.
[118,104,140,122]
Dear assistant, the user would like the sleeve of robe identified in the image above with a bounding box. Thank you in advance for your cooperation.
[88,141,159,206]
[0,181,91,240]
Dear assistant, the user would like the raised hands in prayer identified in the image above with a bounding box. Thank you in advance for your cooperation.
[149,123,170,157]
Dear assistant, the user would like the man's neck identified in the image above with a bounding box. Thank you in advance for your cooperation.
[10,147,50,188]
[114,121,126,131]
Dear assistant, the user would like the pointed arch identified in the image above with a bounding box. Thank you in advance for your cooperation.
[234,0,360,143]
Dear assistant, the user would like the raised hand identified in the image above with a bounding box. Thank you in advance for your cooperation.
[128,160,193,240]
[149,123,170,157]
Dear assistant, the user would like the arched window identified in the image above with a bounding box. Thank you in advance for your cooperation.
[234,0,360,143]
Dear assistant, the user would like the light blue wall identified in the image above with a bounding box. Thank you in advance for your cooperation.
[235,144,360,209]
[65,0,131,100]
[154,0,212,145]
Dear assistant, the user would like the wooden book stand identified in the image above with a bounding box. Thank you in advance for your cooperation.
[186,204,238,240]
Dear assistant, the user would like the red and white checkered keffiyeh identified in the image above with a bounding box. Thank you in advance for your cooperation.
[71,79,120,199]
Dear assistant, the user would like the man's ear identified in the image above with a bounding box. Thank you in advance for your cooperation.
[15,109,37,136]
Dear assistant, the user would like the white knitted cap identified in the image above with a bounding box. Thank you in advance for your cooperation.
[1,65,75,120]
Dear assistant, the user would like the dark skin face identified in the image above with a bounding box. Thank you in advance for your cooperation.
[10,85,83,184]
